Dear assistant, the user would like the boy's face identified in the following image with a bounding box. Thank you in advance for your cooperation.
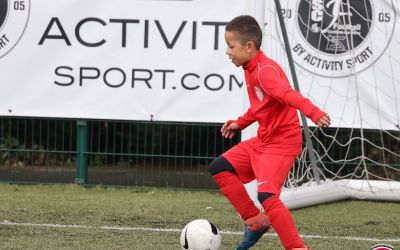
[224,31,253,67]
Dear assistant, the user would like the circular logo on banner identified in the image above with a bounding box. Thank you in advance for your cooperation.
[0,0,30,59]
[281,0,396,77]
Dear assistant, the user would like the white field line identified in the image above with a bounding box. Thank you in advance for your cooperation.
[1,220,400,243]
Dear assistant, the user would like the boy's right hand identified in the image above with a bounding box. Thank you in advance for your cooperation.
[316,114,331,128]
[221,121,240,139]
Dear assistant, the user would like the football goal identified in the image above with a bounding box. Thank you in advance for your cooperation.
[244,0,400,209]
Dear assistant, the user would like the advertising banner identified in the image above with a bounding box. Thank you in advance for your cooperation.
[263,0,400,130]
[0,0,245,123]
[1,0,399,130]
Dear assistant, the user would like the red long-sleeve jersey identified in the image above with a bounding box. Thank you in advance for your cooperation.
[229,50,325,155]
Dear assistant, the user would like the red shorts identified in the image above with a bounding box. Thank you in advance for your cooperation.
[222,139,296,195]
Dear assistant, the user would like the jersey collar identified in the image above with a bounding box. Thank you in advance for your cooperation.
[242,50,263,71]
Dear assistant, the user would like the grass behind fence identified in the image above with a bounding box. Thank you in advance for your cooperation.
[0,184,399,249]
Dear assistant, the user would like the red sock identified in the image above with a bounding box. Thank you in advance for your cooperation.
[212,172,259,220]
[262,195,304,250]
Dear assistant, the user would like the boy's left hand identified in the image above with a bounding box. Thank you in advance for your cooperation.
[316,114,331,128]
[221,121,240,138]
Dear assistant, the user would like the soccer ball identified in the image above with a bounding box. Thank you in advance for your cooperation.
[180,219,221,250]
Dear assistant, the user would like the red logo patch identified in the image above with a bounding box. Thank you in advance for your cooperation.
[371,244,394,250]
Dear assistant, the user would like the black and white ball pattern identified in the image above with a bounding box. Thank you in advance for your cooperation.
[180,219,221,250]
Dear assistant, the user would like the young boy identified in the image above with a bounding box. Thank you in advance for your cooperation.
[209,15,331,250]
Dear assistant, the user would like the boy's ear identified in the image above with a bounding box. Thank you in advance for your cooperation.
[246,41,257,52]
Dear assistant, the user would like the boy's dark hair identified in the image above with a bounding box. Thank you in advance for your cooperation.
[225,15,262,49]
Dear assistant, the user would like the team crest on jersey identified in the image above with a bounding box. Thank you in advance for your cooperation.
[281,0,395,77]
[0,0,30,59]
[254,86,264,101]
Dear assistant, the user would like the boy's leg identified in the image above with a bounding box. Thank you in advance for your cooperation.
[209,142,271,249]
[260,193,304,250]
[253,154,305,250]
[208,154,259,220]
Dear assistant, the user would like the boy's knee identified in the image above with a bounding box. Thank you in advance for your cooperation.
[257,192,275,204]
[208,156,236,176]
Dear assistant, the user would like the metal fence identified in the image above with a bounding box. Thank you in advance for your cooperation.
[1,117,399,189]
[0,117,239,189]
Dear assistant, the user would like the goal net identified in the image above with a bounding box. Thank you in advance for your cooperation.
[245,0,400,209]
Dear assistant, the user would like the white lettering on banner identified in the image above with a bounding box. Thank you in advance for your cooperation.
[38,17,228,50]
[53,66,243,91]
[311,0,324,22]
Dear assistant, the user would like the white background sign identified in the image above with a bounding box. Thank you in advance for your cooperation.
[1,0,399,131]
[0,0,245,123]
